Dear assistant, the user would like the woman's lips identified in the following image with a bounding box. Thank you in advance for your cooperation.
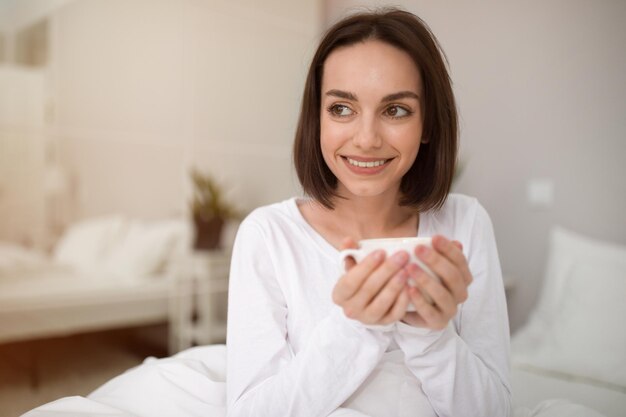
[341,156,393,175]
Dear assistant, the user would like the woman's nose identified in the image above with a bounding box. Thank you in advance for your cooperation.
[352,114,382,149]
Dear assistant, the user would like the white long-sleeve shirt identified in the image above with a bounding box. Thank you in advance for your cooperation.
[226,194,511,417]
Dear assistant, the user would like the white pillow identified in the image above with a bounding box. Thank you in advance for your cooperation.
[512,226,626,389]
[0,242,48,274]
[53,216,127,272]
[103,219,191,278]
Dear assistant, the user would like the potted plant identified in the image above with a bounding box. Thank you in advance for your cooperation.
[189,168,240,250]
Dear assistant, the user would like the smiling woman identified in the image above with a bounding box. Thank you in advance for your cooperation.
[294,10,458,213]
[18,2,624,417]
[227,7,510,417]
[319,40,424,202]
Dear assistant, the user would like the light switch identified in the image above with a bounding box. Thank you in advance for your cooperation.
[527,178,554,208]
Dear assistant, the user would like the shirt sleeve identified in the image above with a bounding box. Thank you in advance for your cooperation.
[226,217,390,417]
[393,201,512,417]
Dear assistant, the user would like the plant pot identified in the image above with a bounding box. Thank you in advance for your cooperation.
[193,215,224,250]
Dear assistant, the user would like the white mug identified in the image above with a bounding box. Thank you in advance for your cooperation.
[338,237,439,310]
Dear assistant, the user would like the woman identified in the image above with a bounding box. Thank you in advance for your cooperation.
[227,8,511,417]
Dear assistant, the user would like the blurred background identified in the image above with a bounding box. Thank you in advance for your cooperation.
[0,0,624,415]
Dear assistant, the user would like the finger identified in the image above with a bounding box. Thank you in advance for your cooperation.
[415,241,469,304]
[360,264,409,323]
[411,264,457,319]
[332,250,385,304]
[380,287,410,324]
[432,235,472,285]
[407,286,448,331]
[348,251,410,313]
[414,245,467,304]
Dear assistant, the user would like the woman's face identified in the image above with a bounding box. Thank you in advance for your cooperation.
[320,40,424,202]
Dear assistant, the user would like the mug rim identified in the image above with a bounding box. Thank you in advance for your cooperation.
[358,237,431,244]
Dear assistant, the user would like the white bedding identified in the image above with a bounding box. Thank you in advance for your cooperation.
[512,365,625,417]
[21,344,608,417]
[0,264,169,307]
[22,345,228,417]
[509,227,626,417]
[0,263,171,343]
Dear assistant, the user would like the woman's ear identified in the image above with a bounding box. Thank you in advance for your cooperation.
[421,137,430,144]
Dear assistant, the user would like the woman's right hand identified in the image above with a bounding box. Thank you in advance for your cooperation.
[332,238,411,325]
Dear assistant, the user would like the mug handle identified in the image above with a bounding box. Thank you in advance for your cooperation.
[338,248,361,264]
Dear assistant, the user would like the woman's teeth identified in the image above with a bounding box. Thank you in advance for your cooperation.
[346,158,387,168]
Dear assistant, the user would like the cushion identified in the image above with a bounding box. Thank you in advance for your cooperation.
[102,219,191,278]
[512,226,626,389]
[0,242,47,274]
[53,216,127,272]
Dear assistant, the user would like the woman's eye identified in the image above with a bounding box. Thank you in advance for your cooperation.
[329,104,354,117]
[385,105,411,118]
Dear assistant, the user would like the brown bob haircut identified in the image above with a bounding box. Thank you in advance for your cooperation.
[293,8,458,211]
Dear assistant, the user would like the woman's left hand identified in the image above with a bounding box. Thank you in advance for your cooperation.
[402,235,473,330]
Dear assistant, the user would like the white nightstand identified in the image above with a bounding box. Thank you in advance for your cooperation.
[169,250,231,353]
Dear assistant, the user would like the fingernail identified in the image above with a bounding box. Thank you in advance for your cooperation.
[391,251,409,265]
[373,250,385,261]
[416,245,430,257]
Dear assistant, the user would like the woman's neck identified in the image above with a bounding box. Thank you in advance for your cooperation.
[300,188,419,249]
[330,194,417,239]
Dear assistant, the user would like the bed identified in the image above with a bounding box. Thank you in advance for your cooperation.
[510,226,626,417]
[19,226,625,417]
[0,215,193,351]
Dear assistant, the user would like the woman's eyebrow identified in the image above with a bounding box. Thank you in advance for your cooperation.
[325,89,357,101]
[324,89,420,103]
[381,91,420,102]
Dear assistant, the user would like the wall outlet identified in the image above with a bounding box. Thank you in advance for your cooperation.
[527,178,554,208]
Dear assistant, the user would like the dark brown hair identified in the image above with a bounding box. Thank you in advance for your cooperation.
[293,7,458,211]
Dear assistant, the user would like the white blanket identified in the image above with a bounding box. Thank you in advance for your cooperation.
[21,345,606,417]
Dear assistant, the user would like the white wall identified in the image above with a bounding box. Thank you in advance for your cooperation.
[0,0,55,247]
[326,0,626,329]
[0,0,76,30]
[0,67,47,245]
[0,0,320,244]
[46,0,320,221]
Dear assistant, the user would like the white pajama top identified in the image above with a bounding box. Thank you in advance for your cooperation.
[226,194,512,417]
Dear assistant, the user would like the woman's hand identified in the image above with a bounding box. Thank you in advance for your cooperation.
[403,235,473,330]
[332,238,411,326]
